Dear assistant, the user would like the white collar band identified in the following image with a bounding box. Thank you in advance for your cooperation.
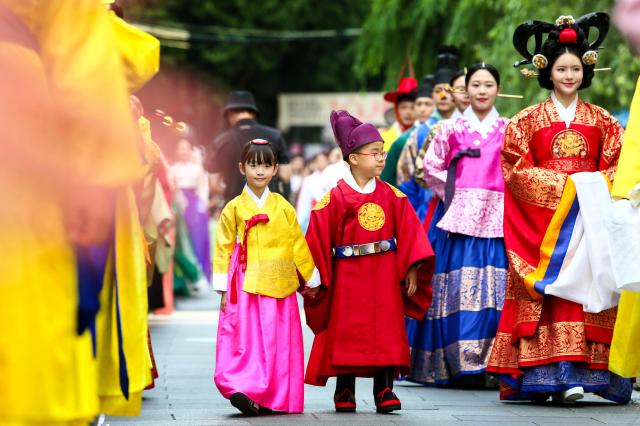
[343,169,376,194]
[551,92,578,128]
[463,106,500,138]
[244,185,270,208]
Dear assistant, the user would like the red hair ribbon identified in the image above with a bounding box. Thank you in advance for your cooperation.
[559,28,578,44]
[230,213,270,305]
[251,138,269,145]
[239,214,270,272]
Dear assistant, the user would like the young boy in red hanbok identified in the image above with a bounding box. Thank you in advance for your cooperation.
[304,110,434,414]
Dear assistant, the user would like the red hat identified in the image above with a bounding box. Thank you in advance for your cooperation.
[383,77,418,103]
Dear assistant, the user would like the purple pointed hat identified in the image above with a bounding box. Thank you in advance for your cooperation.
[330,110,383,158]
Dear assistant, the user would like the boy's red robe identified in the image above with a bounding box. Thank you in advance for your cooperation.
[304,178,434,386]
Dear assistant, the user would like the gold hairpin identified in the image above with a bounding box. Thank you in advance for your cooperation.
[498,94,524,99]
[521,67,611,78]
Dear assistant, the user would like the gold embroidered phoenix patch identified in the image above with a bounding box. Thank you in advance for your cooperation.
[551,129,588,158]
[312,191,331,211]
[357,202,385,231]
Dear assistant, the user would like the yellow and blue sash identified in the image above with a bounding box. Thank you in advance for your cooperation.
[523,175,611,299]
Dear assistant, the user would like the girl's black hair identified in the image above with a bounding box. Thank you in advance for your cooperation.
[240,139,277,166]
[465,63,501,87]
[449,70,467,87]
[538,34,594,90]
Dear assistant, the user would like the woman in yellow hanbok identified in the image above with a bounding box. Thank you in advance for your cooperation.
[0,1,141,424]
[609,76,640,379]
[94,4,161,416]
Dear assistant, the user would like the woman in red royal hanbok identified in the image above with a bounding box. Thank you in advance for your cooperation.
[486,12,632,404]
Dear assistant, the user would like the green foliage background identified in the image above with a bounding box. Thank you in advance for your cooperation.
[125,0,638,133]
[125,0,373,129]
[355,0,640,117]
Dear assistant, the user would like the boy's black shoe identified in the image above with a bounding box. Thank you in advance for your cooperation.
[375,387,401,413]
[230,392,260,416]
[334,388,356,412]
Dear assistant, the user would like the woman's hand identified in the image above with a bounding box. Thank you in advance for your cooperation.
[157,218,173,237]
[405,265,418,297]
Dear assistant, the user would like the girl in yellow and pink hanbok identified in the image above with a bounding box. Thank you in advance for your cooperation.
[213,139,320,415]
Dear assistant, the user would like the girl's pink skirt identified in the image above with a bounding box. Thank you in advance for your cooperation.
[214,244,304,413]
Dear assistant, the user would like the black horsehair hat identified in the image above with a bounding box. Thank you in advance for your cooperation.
[433,46,461,85]
[224,90,259,114]
[416,74,435,98]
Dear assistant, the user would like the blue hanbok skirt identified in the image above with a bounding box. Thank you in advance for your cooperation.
[406,201,508,384]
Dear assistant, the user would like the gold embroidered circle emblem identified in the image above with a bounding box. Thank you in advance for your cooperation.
[551,129,588,158]
[312,191,331,211]
[357,202,385,231]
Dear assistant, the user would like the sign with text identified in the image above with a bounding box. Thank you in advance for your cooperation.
[278,92,387,130]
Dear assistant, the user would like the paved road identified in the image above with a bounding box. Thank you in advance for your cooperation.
[106,292,640,425]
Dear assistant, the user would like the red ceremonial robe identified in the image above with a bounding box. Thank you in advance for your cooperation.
[304,178,434,386]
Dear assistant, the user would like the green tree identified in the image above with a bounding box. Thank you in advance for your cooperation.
[355,0,640,117]
[123,0,373,135]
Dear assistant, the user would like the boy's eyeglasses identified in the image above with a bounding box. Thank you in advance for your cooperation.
[355,151,388,161]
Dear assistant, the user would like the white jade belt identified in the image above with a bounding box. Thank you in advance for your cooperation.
[332,238,397,259]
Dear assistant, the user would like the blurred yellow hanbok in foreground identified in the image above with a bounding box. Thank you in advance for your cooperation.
[609,76,640,379]
[95,4,161,417]
[0,1,151,424]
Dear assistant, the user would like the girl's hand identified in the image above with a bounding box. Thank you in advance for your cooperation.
[405,266,418,297]
[302,286,320,300]
[219,291,227,312]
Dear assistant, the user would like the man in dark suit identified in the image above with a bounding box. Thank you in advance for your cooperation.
[207,90,291,203]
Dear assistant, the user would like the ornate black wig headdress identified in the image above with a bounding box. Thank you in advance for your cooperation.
[512,13,609,89]
[512,13,609,69]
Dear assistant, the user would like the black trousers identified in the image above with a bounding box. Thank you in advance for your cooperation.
[335,367,394,396]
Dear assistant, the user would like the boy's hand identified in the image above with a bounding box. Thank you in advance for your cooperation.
[404,266,418,297]
[301,286,320,300]
[219,291,227,312]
